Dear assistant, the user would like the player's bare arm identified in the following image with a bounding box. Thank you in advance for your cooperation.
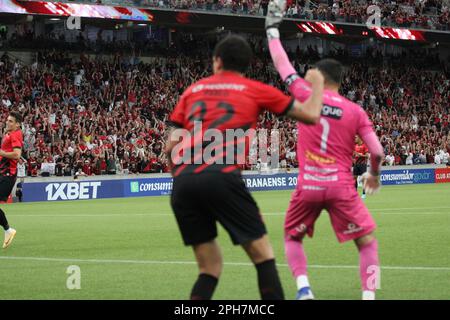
[164,126,184,173]
[0,148,22,160]
[361,132,385,195]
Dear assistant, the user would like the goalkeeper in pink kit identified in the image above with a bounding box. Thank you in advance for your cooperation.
[265,0,385,300]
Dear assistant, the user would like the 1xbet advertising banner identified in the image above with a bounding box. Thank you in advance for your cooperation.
[23,178,175,202]
[435,168,450,183]
[22,180,124,202]
[379,169,435,185]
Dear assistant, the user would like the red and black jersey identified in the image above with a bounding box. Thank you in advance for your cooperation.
[354,143,369,165]
[0,129,23,177]
[169,71,294,176]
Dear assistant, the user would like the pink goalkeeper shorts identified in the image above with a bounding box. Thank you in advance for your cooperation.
[285,185,376,243]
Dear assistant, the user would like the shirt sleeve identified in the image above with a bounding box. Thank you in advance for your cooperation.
[255,82,294,116]
[169,92,188,128]
[286,75,312,103]
[11,131,23,149]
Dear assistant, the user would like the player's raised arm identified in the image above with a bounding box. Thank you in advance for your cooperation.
[266,0,311,99]
[265,0,323,124]
[265,0,293,79]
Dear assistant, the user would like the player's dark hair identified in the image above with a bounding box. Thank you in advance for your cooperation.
[314,59,344,86]
[9,112,23,124]
[213,35,253,73]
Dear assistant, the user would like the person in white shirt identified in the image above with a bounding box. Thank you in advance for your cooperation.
[62,114,70,127]
[286,150,296,161]
[332,1,339,15]
[67,141,76,157]
[405,152,413,165]
[441,151,449,165]
[2,97,11,108]
[75,168,87,178]
[369,94,377,107]
[77,104,85,113]
[17,159,27,178]
[434,152,442,164]
[49,112,56,125]
[74,71,83,87]
[385,153,395,166]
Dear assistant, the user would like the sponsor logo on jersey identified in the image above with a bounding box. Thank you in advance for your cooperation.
[304,173,339,182]
[191,83,246,93]
[321,105,343,119]
[306,150,336,164]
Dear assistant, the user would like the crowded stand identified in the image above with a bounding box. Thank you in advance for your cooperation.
[0,33,449,177]
[31,0,450,30]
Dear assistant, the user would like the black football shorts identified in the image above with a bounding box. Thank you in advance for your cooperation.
[170,172,267,246]
[353,163,368,176]
[0,176,16,202]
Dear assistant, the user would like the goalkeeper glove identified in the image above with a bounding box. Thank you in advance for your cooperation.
[265,0,287,39]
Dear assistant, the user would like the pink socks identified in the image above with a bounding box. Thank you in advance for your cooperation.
[285,236,308,278]
[358,239,380,293]
[286,234,380,298]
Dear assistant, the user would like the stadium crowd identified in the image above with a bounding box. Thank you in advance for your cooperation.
[0,36,449,177]
[286,0,450,30]
[37,0,450,30]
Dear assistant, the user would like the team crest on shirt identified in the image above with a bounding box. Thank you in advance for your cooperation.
[321,105,343,119]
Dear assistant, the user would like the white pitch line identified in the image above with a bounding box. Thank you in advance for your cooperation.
[0,256,449,271]
[11,213,171,217]
[265,211,450,216]
[370,207,450,211]
[10,210,450,218]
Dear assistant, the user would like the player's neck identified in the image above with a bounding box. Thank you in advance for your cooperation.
[216,70,243,77]
[324,84,339,93]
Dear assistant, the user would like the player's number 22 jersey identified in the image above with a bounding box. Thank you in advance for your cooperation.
[169,71,294,176]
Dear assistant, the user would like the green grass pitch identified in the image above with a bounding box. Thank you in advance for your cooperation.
[0,184,449,300]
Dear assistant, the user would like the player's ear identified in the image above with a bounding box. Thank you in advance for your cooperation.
[213,56,223,74]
